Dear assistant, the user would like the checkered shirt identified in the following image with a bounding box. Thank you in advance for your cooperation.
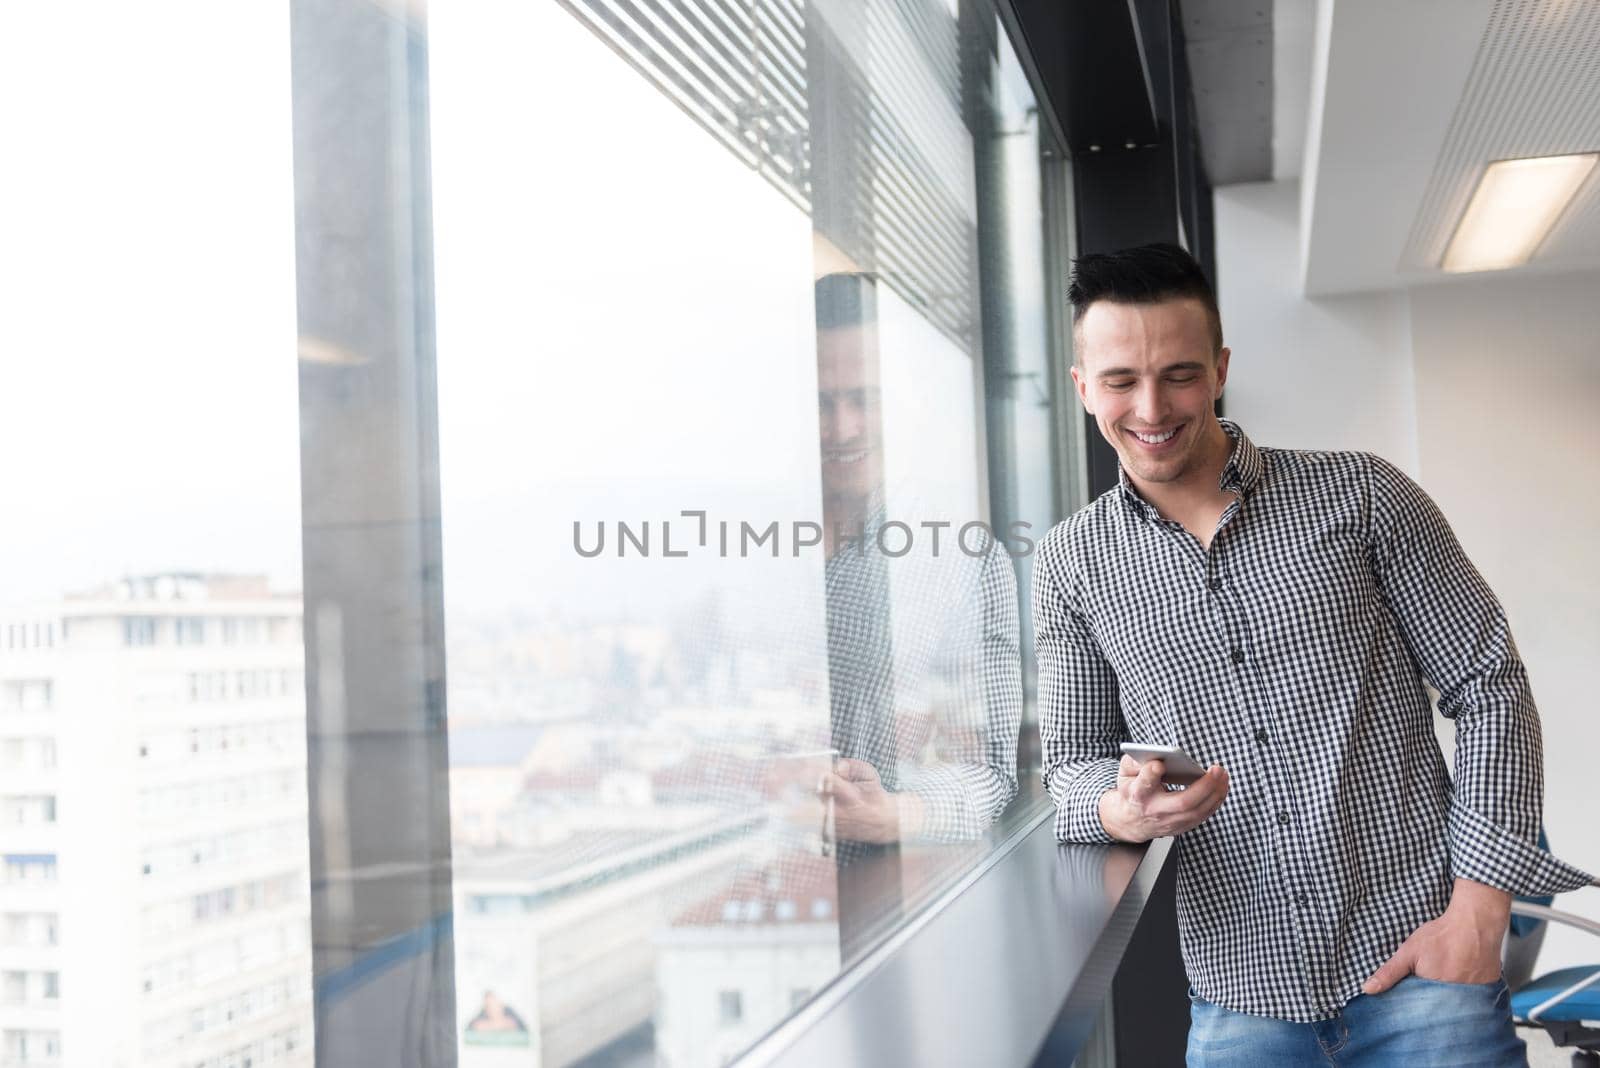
[826,514,1021,844]
[1033,419,1595,1022]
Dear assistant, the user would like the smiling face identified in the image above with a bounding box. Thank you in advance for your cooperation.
[1069,297,1230,490]
[816,323,885,506]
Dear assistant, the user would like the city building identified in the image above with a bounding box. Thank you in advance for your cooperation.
[453,813,760,1068]
[0,574,312,1068]
[654,853,840,1068]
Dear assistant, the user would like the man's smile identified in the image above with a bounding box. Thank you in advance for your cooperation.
[1123,422,1185,451]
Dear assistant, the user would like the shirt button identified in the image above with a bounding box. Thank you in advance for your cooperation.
[1255,728,1269,743]
[1208,578,1223,592]
[1294,892,1309,906]
[1277,810,1291,825]
[1230,648,1245,664]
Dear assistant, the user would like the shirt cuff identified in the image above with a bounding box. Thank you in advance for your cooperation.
[1447,800,1595,895]
[1050,759,1120,844]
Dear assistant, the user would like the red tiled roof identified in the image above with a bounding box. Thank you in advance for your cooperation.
[671,852,839,928]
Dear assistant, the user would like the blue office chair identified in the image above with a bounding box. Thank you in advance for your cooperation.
[1505,832,1600,1066]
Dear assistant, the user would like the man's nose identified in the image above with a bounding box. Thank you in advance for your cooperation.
[1133,380,1166,422]
[827,401,864,444]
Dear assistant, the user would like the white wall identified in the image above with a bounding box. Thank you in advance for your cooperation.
[1215,178,1600,974]
[1409,272,1600,974]
[1216,180,1419,475]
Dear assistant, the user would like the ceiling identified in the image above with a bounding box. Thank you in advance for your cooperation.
[1293,0,1600,295]
[1180,0,1273,184]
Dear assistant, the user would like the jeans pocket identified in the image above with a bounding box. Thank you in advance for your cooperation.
[1404,973,1509,1009]
[1407,974,1505,990]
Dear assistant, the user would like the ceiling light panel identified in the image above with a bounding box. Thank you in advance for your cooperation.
[1400,0,1600,273]
[1442,154,1598,272]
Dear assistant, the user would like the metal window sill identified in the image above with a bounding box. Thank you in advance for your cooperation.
[738,811,1173,1068]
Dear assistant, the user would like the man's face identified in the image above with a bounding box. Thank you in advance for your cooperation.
[1069,297,1229,487]
[816,324,884,504]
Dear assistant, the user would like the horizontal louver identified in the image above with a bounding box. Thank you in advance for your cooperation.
[556,0,810,211]
[559,0,978,351]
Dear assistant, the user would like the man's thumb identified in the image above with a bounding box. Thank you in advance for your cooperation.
[827,775,863,805]
[1362,952,1411,995]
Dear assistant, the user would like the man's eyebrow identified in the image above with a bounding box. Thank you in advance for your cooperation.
[1095,360,1208,379]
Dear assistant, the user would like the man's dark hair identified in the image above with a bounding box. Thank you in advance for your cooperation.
[1067,243,1222,355]
[815,272,878,331]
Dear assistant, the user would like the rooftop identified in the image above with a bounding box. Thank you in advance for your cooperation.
[671,851,838,928]
[71,572,294,604]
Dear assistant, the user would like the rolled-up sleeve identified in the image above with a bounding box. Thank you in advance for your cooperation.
[902,540,1022,841]
[1033,522,1125,844]
[1366,456,1593,894]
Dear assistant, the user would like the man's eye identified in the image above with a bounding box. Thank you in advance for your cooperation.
[1106,380,1135,390]
[1167,375,1198,385]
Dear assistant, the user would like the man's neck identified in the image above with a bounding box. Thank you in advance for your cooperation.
[1125,418,1235,521]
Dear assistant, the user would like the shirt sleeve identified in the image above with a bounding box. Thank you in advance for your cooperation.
[1033,521,1124,845]
[900,537,1022,841]
[1366,456,1594,894]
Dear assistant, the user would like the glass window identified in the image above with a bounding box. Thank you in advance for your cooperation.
[718,990,744,1026]
[6,0,1074,1065]
[1,6,311,1068]
[123,618,159,647]
[415,1,1069,1064]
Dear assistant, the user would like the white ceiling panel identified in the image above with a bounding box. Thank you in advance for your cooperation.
[1299,0,1600,293]
[1401,0,1600,272]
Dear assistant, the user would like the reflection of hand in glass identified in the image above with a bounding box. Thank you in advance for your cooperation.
[824,757,923,844]
[761,749,839,847]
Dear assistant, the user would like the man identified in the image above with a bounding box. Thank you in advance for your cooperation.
[1034,243,1593,1065]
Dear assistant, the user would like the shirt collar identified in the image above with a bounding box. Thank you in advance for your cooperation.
[1117,419,1263,516]
[1217,419,1263,495]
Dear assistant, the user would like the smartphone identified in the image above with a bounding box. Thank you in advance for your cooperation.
[1119,742,1208,786]
[765,748,841,855]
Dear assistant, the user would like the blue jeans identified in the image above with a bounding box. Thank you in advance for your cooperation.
[1186,976,1528,1067]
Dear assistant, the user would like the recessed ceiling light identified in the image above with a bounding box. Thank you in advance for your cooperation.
[1442,153,1599,273]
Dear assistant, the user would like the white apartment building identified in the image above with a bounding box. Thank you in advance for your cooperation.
[653,852,841,1068]
[0,574,313,1068]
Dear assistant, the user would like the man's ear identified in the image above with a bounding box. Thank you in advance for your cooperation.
[1213,346,1231,398]
[1069,362,1094,415]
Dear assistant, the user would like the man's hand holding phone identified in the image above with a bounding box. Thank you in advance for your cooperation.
[1098,751,1229,843]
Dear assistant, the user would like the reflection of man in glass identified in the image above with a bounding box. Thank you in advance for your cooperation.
[812,272,1022,847]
